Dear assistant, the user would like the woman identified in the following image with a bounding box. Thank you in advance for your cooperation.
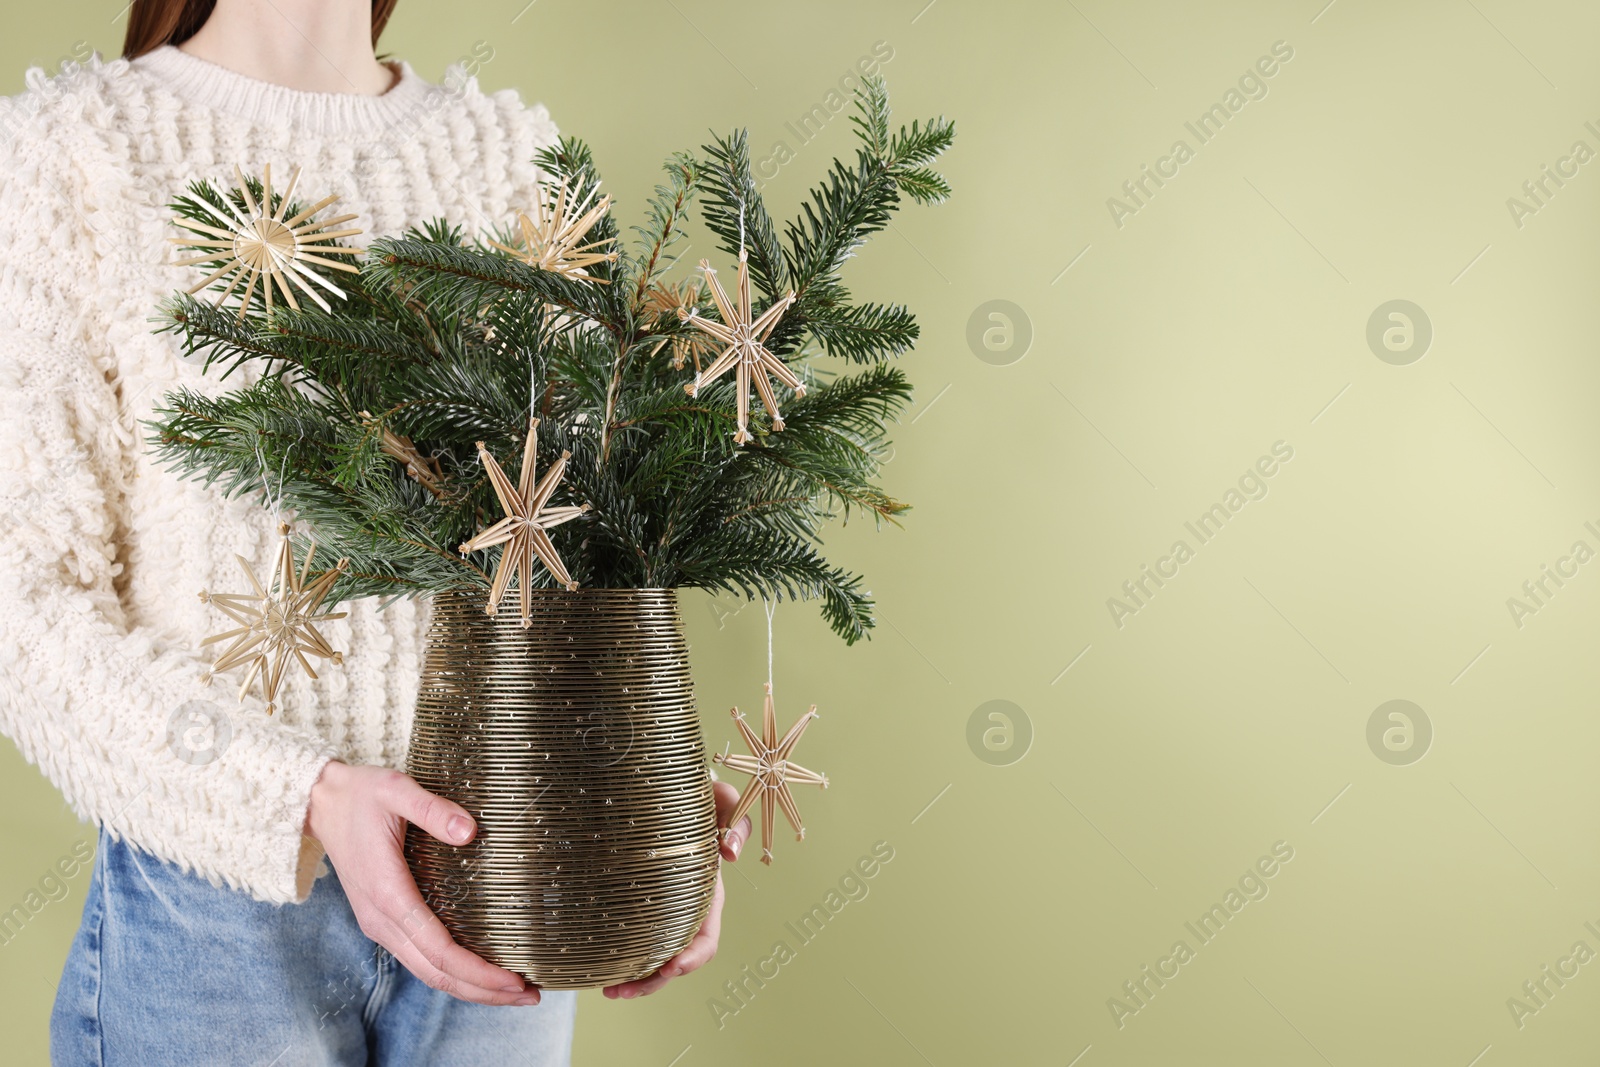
[0,2,749,1064]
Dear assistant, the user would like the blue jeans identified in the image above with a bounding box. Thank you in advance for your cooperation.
[50,827,576,1066]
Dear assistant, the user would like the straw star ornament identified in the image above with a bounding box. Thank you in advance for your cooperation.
[198,523,349,716]
[489,175,619,282]
[169,163,363,320]
[712,683,829,865]
[459,418,591,625]
[680,250,802,444]
[644,277,716,372]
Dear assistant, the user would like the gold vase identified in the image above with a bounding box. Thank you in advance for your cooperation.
[403,588,720,990]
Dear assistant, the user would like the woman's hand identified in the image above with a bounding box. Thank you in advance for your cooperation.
[305,760,540,1006]
[603,779,753,1000]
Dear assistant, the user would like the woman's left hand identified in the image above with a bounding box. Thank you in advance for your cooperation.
[604,779,751,999]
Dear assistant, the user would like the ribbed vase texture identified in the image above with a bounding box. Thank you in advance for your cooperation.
[403,588,720,989]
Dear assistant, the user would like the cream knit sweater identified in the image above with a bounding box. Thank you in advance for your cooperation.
[0,46,557,905]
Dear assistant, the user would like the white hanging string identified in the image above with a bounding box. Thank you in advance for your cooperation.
[254,437,287,524]
[764,596,775,691]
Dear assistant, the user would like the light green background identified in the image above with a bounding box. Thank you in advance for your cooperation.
[6,1,1600,1064]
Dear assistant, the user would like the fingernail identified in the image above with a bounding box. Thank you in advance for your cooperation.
[501,981,524,993]
[731,839,742,858]
[448,815,473,843]
[515,994,540,1006]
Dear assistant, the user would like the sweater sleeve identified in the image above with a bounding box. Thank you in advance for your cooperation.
[0,90,341,906]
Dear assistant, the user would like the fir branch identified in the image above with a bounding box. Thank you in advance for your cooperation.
[892,165,951,205]
[148,80,951,644]
[369,237,616,336]
[697,129,788,296]
[631,152,700,308]
[672,525,875,644]
[787,77,952,291]
[800,300,920,363]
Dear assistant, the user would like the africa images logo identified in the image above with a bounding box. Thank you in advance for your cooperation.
[1105,441,1295,629]
[1105,40,1296,229]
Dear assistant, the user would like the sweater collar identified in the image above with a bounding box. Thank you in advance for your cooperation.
[129,44,433,137]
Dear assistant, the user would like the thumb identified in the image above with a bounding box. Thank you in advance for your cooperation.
[383,772,476,847]
[712,780,751,861]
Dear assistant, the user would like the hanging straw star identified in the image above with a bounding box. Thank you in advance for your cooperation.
[488,175,619,283]
[168,163,363,320]
[458,418,590,625]
[644,276,717,372]
[679,249,802,444]
[197,523,349,716]
[712,683,828,865]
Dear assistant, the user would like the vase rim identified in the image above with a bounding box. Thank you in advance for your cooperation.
[434,586,681,595]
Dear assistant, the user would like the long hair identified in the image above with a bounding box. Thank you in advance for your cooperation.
[122,0,399,60]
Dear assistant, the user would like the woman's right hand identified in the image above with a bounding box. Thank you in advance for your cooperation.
[305,760,540,1006]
